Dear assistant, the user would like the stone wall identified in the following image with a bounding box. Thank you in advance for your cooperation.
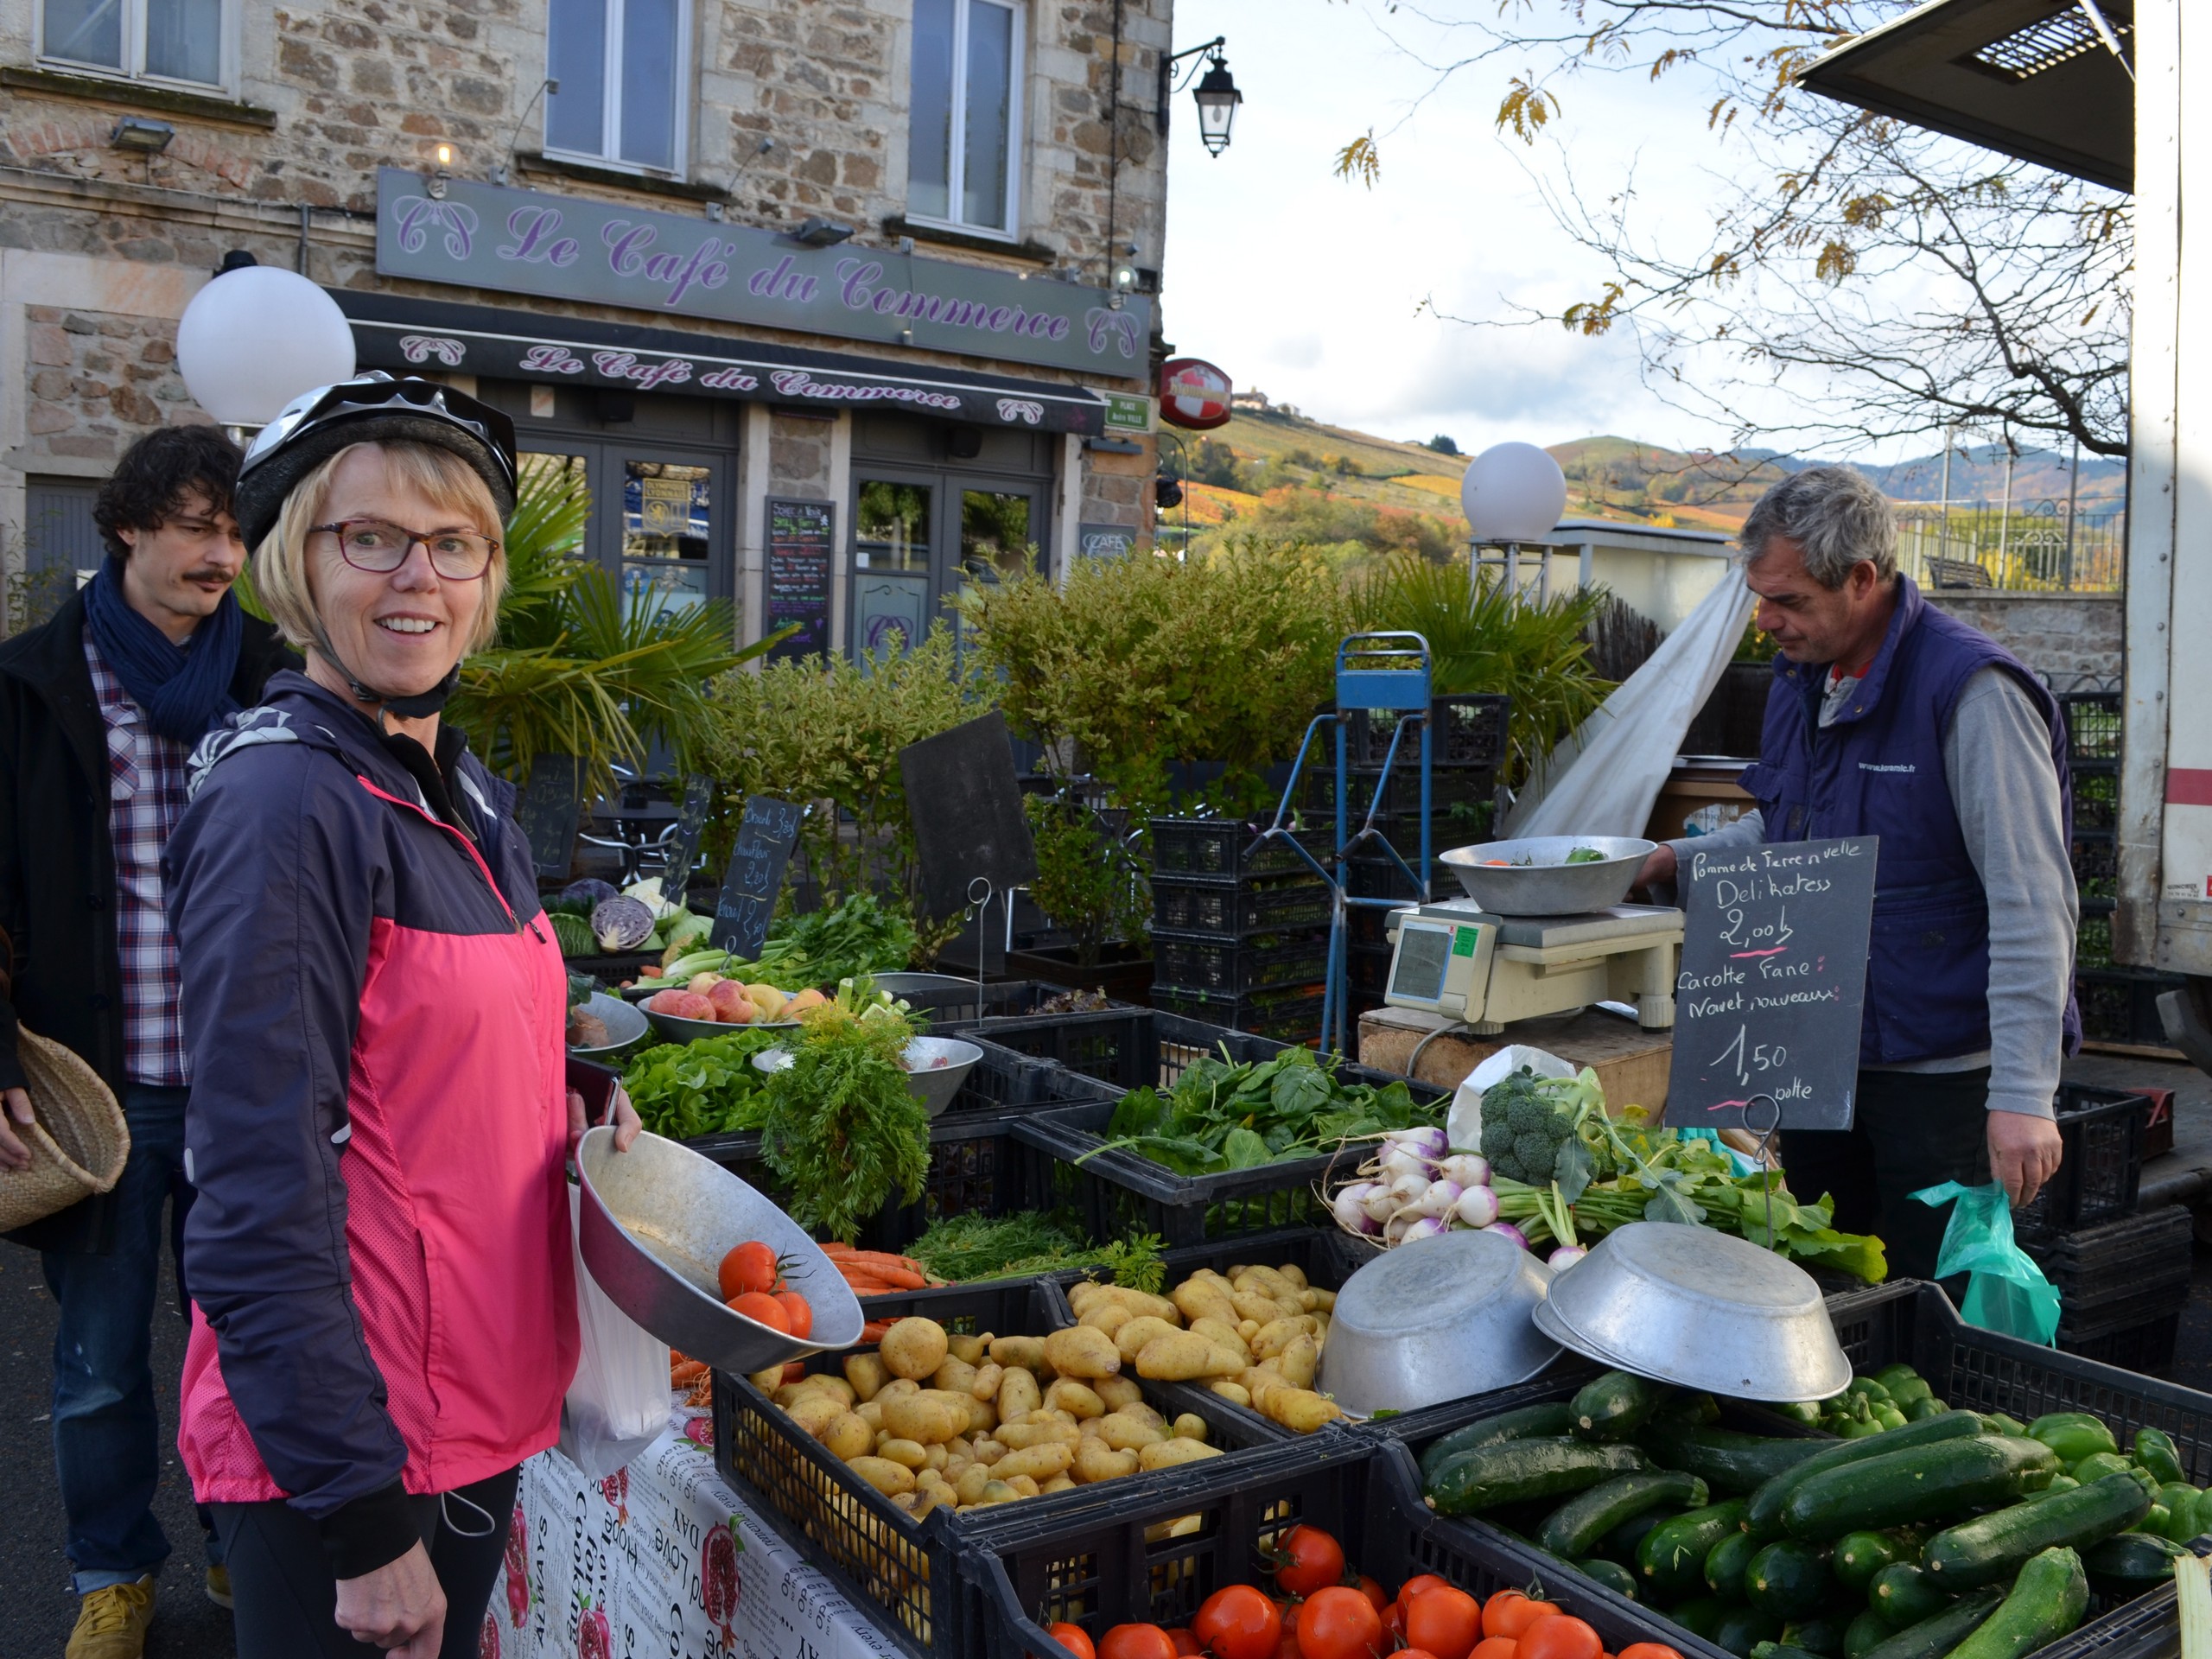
[766,410,835,497]
[22,302,206,465]
[1921,591,2122,688]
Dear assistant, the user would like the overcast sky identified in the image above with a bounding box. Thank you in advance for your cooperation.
[1157,0,1816,457]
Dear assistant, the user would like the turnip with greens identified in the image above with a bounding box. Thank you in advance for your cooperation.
[1453,1185,1499,1228]
[1332,1185,1382,1236]
[1439,1154,1490,1188]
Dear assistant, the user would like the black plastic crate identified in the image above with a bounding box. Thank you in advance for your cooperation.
[2024,1204,2196,1307]
[953,1433,1728,1659]
[2079,905,2116,969]
[2077,969,2186,1049]
[1348,942,1392,996]
[711,1279,1278,1657]
[1344,853,1455,903]
[1153,929,1332,996]
[898,979,1140,1027]
[939,1007,1154,1093]
[2008,1082,2154,1236]
[2075,832,2119,900]
[1150,818,1331,882]
[1347,902,1393,952]
[1301,760,1496,821]
[2063,691,2124,763]
[1152,874,1331,941]
[1345,692,1511,770]
[1149,984,1326,1044]
[2037,1541,2212,1659]
[2061,1313,2184,1376]
[2076,769,2120,833]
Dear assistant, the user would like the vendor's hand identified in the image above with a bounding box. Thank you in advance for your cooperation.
[0,1087,33,1171]
[334,1540,443,1655]
[1634,843,1677,900]
[1987,1109,2064,1209]
[567,1084,643,1155]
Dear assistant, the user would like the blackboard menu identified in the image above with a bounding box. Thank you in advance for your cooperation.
[1667,835,1879,1132]
[765,498,833,663]
[661,774,715,895]
[711,795,804,960]
[899,710,1038,920]
[515,753,582,880]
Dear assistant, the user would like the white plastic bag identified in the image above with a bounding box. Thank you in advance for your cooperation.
[558,1183,672,1477]
[1446,1045,1577,1150]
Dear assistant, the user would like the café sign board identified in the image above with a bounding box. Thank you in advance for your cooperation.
[374,168,1152,378]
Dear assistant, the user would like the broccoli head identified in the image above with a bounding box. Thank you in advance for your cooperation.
[1513,1129,1557,1181]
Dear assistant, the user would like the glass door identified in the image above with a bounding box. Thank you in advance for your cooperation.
[619,456,715,619]
[849,469,1046,662]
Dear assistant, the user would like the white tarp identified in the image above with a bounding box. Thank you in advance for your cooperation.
[1503,563,1751,839]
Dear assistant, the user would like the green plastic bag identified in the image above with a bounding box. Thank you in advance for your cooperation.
[1908,1180,2062,1345]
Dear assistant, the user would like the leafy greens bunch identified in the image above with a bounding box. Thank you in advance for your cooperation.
[1100,1046,1437,1177]
[771,893,918,985]
[760,1003,928,1243]
[621,1027,784,1139]
[906,1212,1165,1292]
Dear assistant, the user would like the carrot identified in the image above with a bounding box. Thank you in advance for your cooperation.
[860,1320,894,1343]
[842,1250,925,1275]
[781,1360,807,1383]
[836,1256,926,1289]
[671,1359,710,1385]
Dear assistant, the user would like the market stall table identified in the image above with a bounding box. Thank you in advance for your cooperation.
[488,1415,901,1659]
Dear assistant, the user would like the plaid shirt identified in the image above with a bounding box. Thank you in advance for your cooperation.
[83,629,194,1087]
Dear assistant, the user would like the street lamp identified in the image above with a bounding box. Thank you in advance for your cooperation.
[175,252,357,435]
[1461,441,1568,600]
[1159,36,1242,156]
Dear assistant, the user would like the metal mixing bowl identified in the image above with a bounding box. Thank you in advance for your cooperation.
[753,1035,984,1117]
[1316,1228,1563,1417]
[1440,836,1657,916]
[575,1126,862,1373]
[1538,1221,1851,1402]
[641,1004,799,1043]
[566,991,649,1057]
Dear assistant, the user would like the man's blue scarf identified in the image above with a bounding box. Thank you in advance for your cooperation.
[82,557,244,743]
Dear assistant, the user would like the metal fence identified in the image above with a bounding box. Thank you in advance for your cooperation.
[1894,501,2125,593]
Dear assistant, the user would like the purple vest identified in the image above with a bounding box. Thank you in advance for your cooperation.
[1739,576,2082,1066]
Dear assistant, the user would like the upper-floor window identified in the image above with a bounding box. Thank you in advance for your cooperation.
[41,0,226,87]
[908,0,1022,237]
[545,0,686,174]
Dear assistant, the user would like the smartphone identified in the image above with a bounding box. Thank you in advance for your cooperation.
[566,1056,620,1128]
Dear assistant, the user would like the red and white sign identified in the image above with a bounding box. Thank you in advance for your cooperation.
[1159,357,1233,429]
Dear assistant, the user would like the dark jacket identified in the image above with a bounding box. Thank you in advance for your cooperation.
[1742,575,2081,1065]
[0,587,294,1254]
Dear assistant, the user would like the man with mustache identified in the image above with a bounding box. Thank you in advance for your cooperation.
[0,424,294,1658]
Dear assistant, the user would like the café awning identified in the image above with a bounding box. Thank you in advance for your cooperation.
[1797,0,2133,192]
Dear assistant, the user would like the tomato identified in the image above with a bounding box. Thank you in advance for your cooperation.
[1404,1584,1484,1659]
[1352,1576,1387,1614]
[1294,1586,1382,1659]
[1383,1602,1405,1644]
[1277,1632,1303,1659]
[1470,1638,1519,1659]
[1514,1615,1602,1659]
[1099,1625,1180,1659]
[1047,1624,1097,1659]
[1166,1632,1202,1656]
[1399,1652,1444,1659]
[1399,1575,1449,1605]
[727,1291,789,1332]
[719,1241,780,1300]
[1617,1646,1683,1659]
[772,1290,814,1338]
[1482,1592,1556,1640]
[1194,1585,1283,1659]
[1272,1525,1347,1599]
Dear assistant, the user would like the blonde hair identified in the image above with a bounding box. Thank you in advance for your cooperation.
[253,441,509,656]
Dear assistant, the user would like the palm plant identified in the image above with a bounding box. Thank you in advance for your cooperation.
[447,455,769,795]
[1348,557,1614,785]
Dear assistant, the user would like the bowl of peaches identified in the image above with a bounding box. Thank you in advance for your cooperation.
[638,970,828,1043]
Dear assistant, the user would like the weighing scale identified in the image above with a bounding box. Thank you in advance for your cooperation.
[1381,899,1684,1035]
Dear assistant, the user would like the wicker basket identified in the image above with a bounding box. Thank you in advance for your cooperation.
[0,1027,129,1231]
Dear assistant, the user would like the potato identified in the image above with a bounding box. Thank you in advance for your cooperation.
[1073,1439,1141,1483]
[1172,1414,1210,1441]
[876,1377,920,1404]
[1099,1412,1166,1452]
[1071,1282,1177,1323]
[1249,1318,1311,1361]
[933,1357,978,1395]
[969,1362,1004,1402]
[1091,1375,1142,1411]
[1043,1380,1105,1420]
[1231,1290,1294,1325]
[878,1438,930,1471]
[847,1456,916,1496]
[954,1463,994,1504]
[785,1393,844,1437]
[1135,1333,1245,1382]
[909,1486,949,1522]
[1274,1262,1309,1289]
[1006,1475,1042,1499]
[1276,1332,1319,1389]
[924,1442,949,1472]
[880,1318,950,1381]
[976,1478,1019,1507]
[842,1353,890,1402]
[1308,1287,1337,1313]
[1039,1473,1077,1494]
[991,1442,1076,1482]
[1077,1302,1135,1338]
[1258,1384,1342,1434]
[1236,1319,1261,1342]
[946,1332,988,1365]
[1117,1402,1166,1430]
[855,1401,885,1432]
[1237,1265,1302,1303]
[747,1363,785,1393]
[1042,1325,1121,1379]
[1139,1437,1222,1471]
[969,1439,1007,1465]
[1113,1315,1183,1363]
[1170,1278,1239,1328]
[996,1418,1081,1451]
[1190,1317,1249,1356]
[966,1397,1000,1436]
[820,1411,874,1461]
[995,1368,1040,1421]
[988,1335,1048,1372]
[881,1391,967,1445]
[1208,1381,1251,1408]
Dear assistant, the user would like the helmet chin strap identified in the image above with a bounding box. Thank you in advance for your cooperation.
[308,620,460,729]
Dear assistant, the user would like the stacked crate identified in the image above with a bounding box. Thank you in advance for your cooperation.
[2064,689,2187,1046]
[1147,818,1333,1041]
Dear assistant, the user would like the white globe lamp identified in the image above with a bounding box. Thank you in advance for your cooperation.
[176,259,356,429]
[1459,441,1567,543]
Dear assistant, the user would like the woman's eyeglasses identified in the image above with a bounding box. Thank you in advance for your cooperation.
[310,518,499,581]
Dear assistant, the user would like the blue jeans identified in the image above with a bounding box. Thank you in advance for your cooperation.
[41,1083,221,1593]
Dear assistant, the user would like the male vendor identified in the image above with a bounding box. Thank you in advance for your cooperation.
[1637,465,2078,1281]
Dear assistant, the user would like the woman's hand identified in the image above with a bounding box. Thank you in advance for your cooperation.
[567,1083,643,1155]
[335,1540,444,1654]
[0,1087,35,1171]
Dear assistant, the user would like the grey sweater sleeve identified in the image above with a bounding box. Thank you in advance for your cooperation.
[1944,668,2077,1118]
[1662,809,1765,895]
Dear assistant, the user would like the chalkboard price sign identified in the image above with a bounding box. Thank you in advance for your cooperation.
[765,498,833,663]
[660,774,715,896]
[711,795,805,960]
[1667,835,1879,1133]
[515,753,582,880]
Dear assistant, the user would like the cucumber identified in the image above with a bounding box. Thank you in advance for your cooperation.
[1575,1370,1675,1441]
[1858,1586,2007,1659]
[1639,1501,1752,1599]
[1670,1595,1727,1638]
[1707,1530,1761,1601]
[1714,1605,1783,1656]
[1921,1471,2153,1588]
[1658,1392,1724,1427]
[1642,1425,1831,1496]
[1841,1610,1893,1659]
[1579,1558,1641,1600]
[2135,1427,2188,1487]
[1780,1617,1849,1657]
[2082,1530,2190,1592]
[1943,1547,2088,1659]
[1603,1505,1682,1563]
[1781,1436,2059,1541]
[1868,1564,1953,1630]
[1427,1438,1652,1516]
[1751,1646,1826,1659]
[1832,1531,1911,1594]
[1541,1471,1711,1558]
[1745,1412,1986,1541]
[1420,1402,1578,1483]
[1745,1541,1834,1620]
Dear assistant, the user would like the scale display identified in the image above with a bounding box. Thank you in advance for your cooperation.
[1390,924,1454,1003]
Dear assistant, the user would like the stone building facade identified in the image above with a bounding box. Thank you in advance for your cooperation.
[1,0,1179,648]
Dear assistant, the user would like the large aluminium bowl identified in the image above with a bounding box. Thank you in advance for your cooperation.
[753,1035,984,1117]
[575,1125,862,1374]
[1440,836,1656,916]
[566,991,649,1057]
[1316,1228,1562,1417]
[642,1004,800,1043]
[1537,1221,1851,1402]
